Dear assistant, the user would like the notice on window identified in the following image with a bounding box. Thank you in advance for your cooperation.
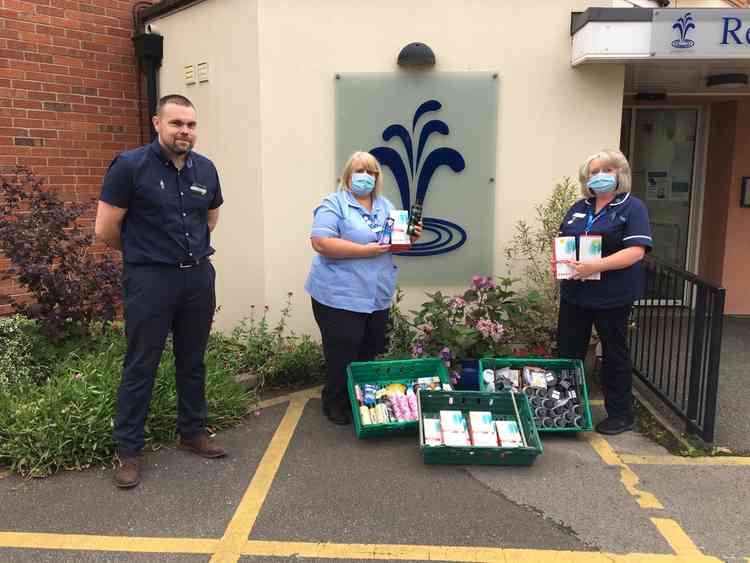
[647,171,669,201]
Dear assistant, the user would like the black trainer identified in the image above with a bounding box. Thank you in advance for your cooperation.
[323,402,351,425]
[595,417,633,435]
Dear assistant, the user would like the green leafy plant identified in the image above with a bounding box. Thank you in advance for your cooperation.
[231,293,325,389]
[504,178,580,355]
[0,324,253,477]
[381,287,417,360]
[409,276,516,374]
[0,314,47,389]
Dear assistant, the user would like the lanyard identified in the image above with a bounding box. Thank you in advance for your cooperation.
[584,207,608,233]
[358,207,381,232]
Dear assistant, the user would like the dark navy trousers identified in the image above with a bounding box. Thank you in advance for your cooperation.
[557,299,634,422]
[311,298,388,414]
[114,260,216,457]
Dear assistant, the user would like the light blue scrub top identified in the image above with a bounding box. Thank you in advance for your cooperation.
[304,190,399,313]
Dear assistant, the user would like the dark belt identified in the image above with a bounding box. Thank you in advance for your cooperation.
[177,257,207,269]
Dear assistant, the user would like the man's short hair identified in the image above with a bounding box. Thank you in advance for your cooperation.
[156,94,194,116]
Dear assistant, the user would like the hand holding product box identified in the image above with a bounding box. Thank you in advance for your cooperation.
[553,235,602,280]
[387,210,411,252]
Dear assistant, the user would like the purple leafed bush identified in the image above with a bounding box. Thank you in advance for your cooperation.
[0,167,121,340]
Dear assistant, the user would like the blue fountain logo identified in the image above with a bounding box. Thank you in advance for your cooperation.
[671,12,695,49]
[370,100,466,257]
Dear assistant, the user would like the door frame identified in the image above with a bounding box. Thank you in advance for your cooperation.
[622,104,708,275]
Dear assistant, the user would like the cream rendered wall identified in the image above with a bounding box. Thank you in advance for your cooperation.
[151,0,624,335]
[149,0,264,331]
[255,0,624,335]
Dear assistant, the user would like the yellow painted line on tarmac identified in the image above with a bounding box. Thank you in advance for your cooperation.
[650,518,704,558]
[241,539,720,562]
[256,385,322,410]
[621,454,750,466]
[0,532,217,554]
[589,399,604,406]
[209,395,308,563]
[585,433,664,509]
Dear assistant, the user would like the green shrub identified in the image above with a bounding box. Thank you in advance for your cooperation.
[504,178,580,354]
[381,288,416,360]
[0,314,48,389]
[0,324,253,477]
[231,293,325,389]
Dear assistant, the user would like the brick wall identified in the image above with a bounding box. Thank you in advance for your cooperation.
[0,0,153,315]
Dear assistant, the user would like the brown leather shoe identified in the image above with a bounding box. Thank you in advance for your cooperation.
[178,434,227,459]
[114,456,141,489]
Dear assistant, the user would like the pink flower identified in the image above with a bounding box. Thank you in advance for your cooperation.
[439,346,452,361]
[418,323,434,335]
[476,319,506,343]
[449,297,466,311]
[471,276,496,290]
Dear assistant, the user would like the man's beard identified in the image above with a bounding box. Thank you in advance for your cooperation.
[169,137,193,155]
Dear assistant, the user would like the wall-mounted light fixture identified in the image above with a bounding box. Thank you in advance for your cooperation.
[706,73,748,88]
[397,42,435,68]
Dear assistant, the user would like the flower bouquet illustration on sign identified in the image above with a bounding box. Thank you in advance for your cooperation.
[370,100,466,256]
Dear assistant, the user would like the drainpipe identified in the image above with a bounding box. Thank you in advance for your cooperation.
[132,31,163,141]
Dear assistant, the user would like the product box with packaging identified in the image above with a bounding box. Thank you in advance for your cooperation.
[553,235,602,280]
[387,210,411,252]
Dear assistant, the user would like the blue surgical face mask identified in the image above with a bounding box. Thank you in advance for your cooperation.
[350,172,375,197]
[587,172,617,194]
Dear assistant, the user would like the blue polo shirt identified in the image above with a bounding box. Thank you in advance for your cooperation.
[558,192,652,309]
[305,191,398,313]
[98,139,223,265]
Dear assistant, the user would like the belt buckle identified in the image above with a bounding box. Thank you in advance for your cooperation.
[179,259,197,269]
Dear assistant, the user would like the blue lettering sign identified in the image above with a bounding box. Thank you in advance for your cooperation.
[722,16,742,45]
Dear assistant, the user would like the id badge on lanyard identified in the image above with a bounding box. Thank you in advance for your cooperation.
[585,209,606,234]
[360,209,382,234]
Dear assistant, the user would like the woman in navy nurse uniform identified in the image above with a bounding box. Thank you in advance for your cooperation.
[557,149,653,435]
[305,151,422,425]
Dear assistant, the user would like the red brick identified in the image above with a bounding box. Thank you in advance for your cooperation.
[13,117,43,127]
[5,19,36,33]
[24,51,53,63]
[35,5,65,18]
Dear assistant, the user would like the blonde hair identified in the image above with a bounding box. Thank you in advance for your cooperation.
[339,151,383,197]
[578,149,631,198]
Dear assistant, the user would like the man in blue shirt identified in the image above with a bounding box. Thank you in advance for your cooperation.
[95,94,225,488]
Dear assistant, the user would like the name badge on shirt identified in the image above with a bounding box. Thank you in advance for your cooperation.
[567,212,586,224]
[190,184,207,196]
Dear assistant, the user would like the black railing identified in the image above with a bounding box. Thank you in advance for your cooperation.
[629,256,725,442]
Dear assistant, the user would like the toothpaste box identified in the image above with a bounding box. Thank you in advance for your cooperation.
[440,410,471,446]
[495,420,524,448]
[468,411,499,447]
[423,417,443,446]
[388,209,412,252]
[553,236,576,280]
[578,235,602,280]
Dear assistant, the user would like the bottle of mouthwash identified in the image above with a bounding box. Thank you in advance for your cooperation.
[406,201,423,236]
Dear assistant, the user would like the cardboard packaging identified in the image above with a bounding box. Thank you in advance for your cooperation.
[553,235,602,280]
[388,210,411,252]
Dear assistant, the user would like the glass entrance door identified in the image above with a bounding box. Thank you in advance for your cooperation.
[622,108,699,270]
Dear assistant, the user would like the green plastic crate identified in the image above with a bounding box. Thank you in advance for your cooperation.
[478,357,593,432]
[417,390,543,466]
[347,357,451,439]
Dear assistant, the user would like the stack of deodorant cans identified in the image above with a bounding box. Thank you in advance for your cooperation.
[482,365,585,430]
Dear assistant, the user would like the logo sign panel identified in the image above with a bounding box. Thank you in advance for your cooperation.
[335,72,497,284]
[652,8,750,58]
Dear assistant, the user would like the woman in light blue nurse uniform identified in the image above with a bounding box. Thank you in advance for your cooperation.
[305,151,421,425]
